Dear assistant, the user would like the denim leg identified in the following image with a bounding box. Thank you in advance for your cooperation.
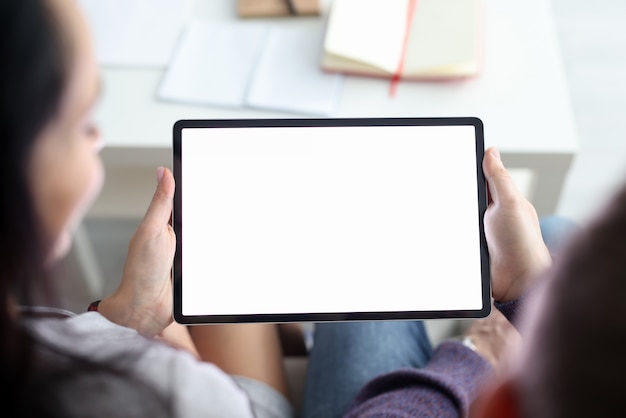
[301,215,577,418]
[540,215,580,257]
[300,320,432,418]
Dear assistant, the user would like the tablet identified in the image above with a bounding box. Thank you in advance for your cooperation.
[173,117,490,324]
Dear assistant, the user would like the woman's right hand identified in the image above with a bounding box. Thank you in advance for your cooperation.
[482,147,552,302]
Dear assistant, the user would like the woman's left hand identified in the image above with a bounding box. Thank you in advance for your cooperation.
[464,308,521,374]
[98,167,176,337]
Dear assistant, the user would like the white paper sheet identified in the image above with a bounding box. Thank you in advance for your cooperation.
[245,24,345,116]
[158,21,270,108]
[79,0,194,67]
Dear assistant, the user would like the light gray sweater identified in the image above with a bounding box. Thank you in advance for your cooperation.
[24,311,272,418]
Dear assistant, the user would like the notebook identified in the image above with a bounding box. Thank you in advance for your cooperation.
[245,25,344,116]
[321,0,482,80]
[158,20,344,116]
[157,21,270,108]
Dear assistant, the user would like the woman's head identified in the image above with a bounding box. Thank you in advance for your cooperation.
[28,0,104,261]
[1,0,103,284]
[0,3,172,415]
[0,0,103,409]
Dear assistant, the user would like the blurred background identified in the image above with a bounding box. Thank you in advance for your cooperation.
[54,0,626,348]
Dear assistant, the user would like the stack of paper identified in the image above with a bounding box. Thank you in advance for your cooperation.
[158,21,345,116]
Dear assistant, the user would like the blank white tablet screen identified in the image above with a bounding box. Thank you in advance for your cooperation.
[180,125,483,317]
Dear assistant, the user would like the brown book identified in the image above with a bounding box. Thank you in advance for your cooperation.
[237,0,320,17]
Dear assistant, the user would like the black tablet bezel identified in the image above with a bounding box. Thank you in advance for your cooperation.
[173,117,490,324]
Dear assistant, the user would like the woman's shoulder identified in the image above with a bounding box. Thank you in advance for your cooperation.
[27,312,206,376]
[25,311,147,358]
[23,311,255,417]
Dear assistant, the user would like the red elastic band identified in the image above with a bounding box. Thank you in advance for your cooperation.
[390,0,418,97]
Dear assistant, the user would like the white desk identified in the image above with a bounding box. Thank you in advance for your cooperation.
[90,0,578,218]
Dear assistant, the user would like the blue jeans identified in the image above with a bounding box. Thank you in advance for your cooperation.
[300,215,578,418]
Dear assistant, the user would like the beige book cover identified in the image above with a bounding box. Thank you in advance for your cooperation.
[322,0,482,80]
[238,0,320,17]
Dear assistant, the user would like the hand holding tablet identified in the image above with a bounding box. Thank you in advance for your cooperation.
[172,117,490,324]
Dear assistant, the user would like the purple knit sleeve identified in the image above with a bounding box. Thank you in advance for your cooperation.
[494,292,528,332]
[343,342,493,418]
[342,293,531,417]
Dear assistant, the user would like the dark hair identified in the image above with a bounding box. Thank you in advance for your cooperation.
[0,0,68,413]
[519,182,626,417]
[0,3,172,417]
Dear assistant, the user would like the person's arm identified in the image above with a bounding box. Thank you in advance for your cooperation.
[482,147,552,305]
[97,167,176,338]
[93,167,295,411]
[484,145,552,330]
[344,308,518,418]
[343,147,548,417]
[345,342,492,418]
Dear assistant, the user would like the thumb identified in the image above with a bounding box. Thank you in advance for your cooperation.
[143,167,175,227]
[483,147,518,205]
